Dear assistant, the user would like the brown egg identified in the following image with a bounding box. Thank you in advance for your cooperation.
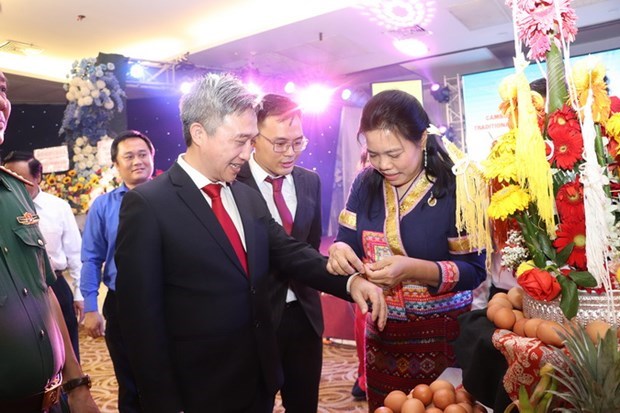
[458,402,474,413]
[512,317,527,336]
[586,320,611,344]
[375,408,395,413]
[512,310,524,322]
[488,296,513,310]
[486,304,502,322]
[524,318,544,338]
[385,390,408,413]
[536,321,566,347]
[425,408,443,413]
[411,384,433,406]
[429,379,455,393]
[492,292,510,302]
[432,388,456,410]
[455,389,474,405]
[507,287,524,309]
[493,307,517,330]
[444,404,468,413]
[401,398,426,413]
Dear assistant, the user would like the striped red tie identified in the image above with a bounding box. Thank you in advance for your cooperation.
[202,184,248,275]
[265,176,293,235]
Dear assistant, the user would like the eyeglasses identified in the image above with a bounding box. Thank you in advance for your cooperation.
[258,133,308,153]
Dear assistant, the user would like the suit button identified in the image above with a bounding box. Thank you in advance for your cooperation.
[250,288,256,295]
[39,329,46,338]
[37,239,44,246]
[255,321,260,328]
[22,288,28,296]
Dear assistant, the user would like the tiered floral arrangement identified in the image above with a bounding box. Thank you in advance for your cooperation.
[40,166,121,215]
[483,0,620,322]
[53,58,125,213]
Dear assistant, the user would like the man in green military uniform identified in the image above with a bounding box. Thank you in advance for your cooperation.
[0,70,99,412]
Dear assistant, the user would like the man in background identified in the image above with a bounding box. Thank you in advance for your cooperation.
[114,73,386,413]
[0,70,99,412]
[80,130,154,413]
[3,150,84,361]
[237,93,324,412]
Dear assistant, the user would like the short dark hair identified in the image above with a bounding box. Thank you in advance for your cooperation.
[529,78,547,98]
[257,94,301,126]
[111,130,154,163]
[2,150,42,180]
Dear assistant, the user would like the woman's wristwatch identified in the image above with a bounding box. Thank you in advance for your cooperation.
[62,375,92,393]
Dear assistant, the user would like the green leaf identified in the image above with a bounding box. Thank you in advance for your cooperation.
[518,385,533,412]
[537,230,556,261]
[546,42,568,114]
[568,271,598,288]
[557,276,578,319]
[555,242,574,267]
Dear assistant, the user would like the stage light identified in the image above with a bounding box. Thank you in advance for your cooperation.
[245,82,263,96]
[129,63,145,79]
[284,81,296,94]
[438,125,447,134]
[180,81,193,94]
[392,38,429,57]
[430,84,450,103]
[298,84,334,114]
[341,88,352,101]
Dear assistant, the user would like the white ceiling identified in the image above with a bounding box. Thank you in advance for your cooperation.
[1,0,619,104]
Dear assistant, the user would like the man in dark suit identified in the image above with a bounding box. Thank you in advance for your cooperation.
[114,73,386,413]
[237,94,324,412]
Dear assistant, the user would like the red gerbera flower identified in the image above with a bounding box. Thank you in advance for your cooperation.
[555,179,584,222]
[549,128,583,170]
[610,96,620,114]
[548,105,581,137]
[554,220,587,270]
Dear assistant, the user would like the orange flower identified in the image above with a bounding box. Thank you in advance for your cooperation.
[517,268,561,301]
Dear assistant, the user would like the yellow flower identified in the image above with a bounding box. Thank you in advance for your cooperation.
[46,175,57,185]
[483,131,518,183]
[488,184,530,220]
[75,183,84,191]
[571,57,611,123]
[516,260,536,277]
[62,176,72,184]
[605,113,620,151]
[67,170,77,177]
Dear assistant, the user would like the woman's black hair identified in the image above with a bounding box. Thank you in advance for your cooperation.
[356,90,454,218]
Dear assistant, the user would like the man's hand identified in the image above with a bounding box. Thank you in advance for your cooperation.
[349,276,387,330]
[67,385,101,412]
[74,300,85,323]
[83,311,105,338]
[327,242,365,276]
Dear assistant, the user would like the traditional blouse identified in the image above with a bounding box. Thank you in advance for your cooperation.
[337,169,487,320]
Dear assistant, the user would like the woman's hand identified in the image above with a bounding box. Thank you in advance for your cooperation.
[327,242,364,276]
[364,256,412,288]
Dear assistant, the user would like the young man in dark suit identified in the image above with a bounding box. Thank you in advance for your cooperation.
[114,73,387,413]
[237,94,324,412]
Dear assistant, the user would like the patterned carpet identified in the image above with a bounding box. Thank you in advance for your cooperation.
[78,328,368,412]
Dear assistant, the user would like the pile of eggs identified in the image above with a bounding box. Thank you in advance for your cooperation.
[487,287,615,346]
[374,379,488,413]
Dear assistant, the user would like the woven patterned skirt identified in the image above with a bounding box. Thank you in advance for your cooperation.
[364,306,470,411]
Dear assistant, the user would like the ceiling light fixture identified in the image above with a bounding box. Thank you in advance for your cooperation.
[358,0,436,30]
[392,38,429,57]
[0,39,43,56]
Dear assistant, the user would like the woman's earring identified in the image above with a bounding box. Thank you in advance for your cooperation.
[423,149,428,169]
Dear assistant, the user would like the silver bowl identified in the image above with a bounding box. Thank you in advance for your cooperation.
[522,290,620,327]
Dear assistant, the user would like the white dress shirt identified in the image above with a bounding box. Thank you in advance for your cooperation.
[33,190,84,301]
[248,154,298,303]
[176,154,247,249]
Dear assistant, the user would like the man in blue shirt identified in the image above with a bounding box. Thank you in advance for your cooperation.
[80,130,154,413]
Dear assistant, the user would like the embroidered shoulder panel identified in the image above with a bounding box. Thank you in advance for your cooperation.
[338,209,356,230]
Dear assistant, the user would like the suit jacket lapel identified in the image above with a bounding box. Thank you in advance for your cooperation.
[169,163,246,276]
[290,167,309,239]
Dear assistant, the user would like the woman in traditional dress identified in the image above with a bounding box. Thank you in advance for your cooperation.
[327,90,486,410]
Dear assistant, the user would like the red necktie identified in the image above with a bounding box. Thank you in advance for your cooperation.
[202,184,248,275]
[265,176,294,235]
